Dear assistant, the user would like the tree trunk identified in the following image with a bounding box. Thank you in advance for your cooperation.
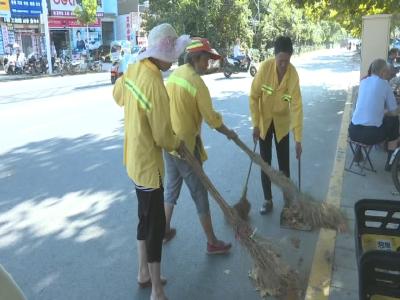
[86,24,89,50]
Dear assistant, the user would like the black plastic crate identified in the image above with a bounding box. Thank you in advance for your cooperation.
[354,199,400,263]
[359,250,400,300]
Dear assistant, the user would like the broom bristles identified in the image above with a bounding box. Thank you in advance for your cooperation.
[181,146,301,299]
[232,137,348,231]
[233,196,251,220]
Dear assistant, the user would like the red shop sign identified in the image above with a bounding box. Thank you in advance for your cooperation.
[48,16,101,28]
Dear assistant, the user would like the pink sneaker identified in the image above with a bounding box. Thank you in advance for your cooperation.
[206,240,232,255]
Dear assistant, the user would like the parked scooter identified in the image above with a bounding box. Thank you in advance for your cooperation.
[4,51,25,75]
[52,57,63,74]
[24,53,40,75]
[4,55,16,74]
[223,53,257,78]
[33,55,48,74]
[87,56,102,72]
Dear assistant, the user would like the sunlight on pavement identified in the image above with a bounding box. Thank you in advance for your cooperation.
[0,192,118,249]
[33,272,60,294]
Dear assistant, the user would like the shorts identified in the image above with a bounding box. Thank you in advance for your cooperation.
[164,150,210,217]
[136,186,165,263]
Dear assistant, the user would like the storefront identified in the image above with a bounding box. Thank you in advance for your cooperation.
[48,0,103,58]
[1,0,43,56]
[4,16,42,55]
[48,16,102,58]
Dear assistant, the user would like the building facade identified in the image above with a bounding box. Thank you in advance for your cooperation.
[0,0,118,59]
[102,0,117,47]
[0,0,44,56]
[116,0,147,47]
[47,0,105,58]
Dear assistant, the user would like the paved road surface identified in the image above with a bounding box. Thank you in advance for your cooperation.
[0,48,359,300]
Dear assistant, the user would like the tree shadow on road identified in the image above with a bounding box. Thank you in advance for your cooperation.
[0,134,152,300]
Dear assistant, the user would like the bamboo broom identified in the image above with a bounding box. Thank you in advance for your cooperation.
[181,146,301,299]
[231,136,347,231]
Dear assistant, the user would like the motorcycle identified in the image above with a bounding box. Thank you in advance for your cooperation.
[40,55,49,74]
[87,57,102,72]
[223,54,257,78]
[4,55,16,74]
[4,53,24,75]
[53,57,63,75]
[25,53,40,75]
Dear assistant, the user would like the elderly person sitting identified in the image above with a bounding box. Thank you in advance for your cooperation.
[349,58,399,171]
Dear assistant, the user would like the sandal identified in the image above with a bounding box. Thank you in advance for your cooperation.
[163,228,176,244]
[138,277,167,289]
[260,199,273,215]
[207,240,232,255]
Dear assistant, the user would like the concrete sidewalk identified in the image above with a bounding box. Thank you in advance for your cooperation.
[0,63,112,82]
[305,85,400,300]
[0,49,360,300]
[330,132,399,299]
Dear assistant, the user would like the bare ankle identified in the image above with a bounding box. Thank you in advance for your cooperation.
[138,269,150,281]
[151,287,166,300]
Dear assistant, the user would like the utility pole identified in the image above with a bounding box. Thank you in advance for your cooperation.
[42,0,53,74]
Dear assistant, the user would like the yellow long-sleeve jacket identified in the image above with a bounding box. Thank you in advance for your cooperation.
[249,58,303,142]
[166,64,223,162]
[113,59,180,189]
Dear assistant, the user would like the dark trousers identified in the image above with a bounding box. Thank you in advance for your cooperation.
[136,187,166,263]
[259,123,290,200]
[349,116,399,145]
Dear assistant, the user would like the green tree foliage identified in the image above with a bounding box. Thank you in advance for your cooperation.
[144,0,253,55]
[74,0,98,27]
[294,0,400,36]
[256,0,345,52]
[144,0,346,55]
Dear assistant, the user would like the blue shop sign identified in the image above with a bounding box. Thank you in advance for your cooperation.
[10,0,42,17]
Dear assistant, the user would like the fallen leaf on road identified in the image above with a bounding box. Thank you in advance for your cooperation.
[290,237,301,249]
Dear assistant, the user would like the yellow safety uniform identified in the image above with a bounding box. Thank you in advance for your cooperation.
[0,264,26,300]
[249,58,303,142]
[166,63,223,161]
[113,59,180,188]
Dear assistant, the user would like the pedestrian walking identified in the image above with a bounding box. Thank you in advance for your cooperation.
[113,23,190,300]
[163,38,236,254]
[249,36,303,214]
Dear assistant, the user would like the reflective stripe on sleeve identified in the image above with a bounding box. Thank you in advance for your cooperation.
[124,78,152,111]
[167,75,197,97]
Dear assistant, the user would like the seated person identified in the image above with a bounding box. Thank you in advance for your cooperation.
[388,48,399,80]
[349,59,399,171]
[233,38,247,66]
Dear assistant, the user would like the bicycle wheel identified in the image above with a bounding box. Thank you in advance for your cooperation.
[391,152,400,193]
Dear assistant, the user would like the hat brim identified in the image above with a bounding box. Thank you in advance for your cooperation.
[137,34,191,63]
[209,52,221,60]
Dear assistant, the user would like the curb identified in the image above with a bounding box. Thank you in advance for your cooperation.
[0,70,109,82]
[305,86,355,299]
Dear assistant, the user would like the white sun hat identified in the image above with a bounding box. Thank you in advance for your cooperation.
[136,23,190,63]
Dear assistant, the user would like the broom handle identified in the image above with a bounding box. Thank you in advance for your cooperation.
[242,142,257,195]
[181,146,233,217]
[231,136,298,204]
[298,157,301,191]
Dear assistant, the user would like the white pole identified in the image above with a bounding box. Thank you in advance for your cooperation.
[42,0,53,74]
